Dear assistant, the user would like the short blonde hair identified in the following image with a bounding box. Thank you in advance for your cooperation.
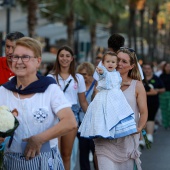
[15,37,42,58]
[77,62,95,76]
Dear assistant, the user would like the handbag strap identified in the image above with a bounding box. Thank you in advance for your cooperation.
[85,80,96,98]
[63,79,72,93]
[78,80,96,123]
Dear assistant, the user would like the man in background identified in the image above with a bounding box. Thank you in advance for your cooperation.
[107,33,125,52]
[0,32,24,85]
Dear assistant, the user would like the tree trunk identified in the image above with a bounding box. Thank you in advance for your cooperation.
[151,3,159,61]
[147,7,152,61]
[90,25,96,64]
[128,8,137,53]
[140,9,144,61]
[110,16,119,35]
[28,0,38,38]
[66,0,74,49]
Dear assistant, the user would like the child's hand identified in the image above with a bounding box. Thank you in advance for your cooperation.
[96,67,103,75]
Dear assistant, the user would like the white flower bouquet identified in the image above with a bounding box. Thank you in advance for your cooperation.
[0,106,19,170]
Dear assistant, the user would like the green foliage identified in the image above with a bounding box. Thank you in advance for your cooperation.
[38,0,127,28]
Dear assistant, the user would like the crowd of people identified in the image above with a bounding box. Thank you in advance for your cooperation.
[0,31,170,170]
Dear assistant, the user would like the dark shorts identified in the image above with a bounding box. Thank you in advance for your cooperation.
[148,103,159,121]
[71,104,80,124]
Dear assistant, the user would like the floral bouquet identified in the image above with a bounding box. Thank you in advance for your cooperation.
[0,106,19,170]
[142,129,151,149]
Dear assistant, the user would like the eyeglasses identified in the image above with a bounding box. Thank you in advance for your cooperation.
[11,55,36,62]
[120,47,135,52]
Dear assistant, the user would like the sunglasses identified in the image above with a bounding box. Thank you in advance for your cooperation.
[120,47,135,52]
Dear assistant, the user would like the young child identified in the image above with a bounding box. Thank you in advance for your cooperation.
[78,51,137,139]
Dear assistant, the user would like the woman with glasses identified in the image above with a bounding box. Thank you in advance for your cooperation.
[48,45,88,170]
[0,37,77,170]
[93,47,148,170]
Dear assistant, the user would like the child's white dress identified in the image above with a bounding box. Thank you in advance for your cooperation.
[78,66,137,139]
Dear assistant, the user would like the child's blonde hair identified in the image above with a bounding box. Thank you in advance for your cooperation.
[102,51,117,63]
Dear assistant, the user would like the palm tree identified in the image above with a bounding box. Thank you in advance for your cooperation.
[27,0,38,37]
[74,0,102,63]
[39,0,75,49]
[128,0,137,52]
[146,0,161,61]
[75,0,126,63]
[137,0,146,61]
[16,0,39,37]
[40,0,109,63]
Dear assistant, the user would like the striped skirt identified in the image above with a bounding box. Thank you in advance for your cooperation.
[4,147,64,170]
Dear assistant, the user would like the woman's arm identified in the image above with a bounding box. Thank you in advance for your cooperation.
[40,108,77,140]
[155,87,165,94]
[146,88,158,95]
[23,107,77,160]
[78,92,88,113]
[136,81,148,133]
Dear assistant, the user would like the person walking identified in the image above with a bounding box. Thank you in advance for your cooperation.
[159,62,170,129]
[0,32,24,85]
[107,33,125,52]
[77,62,98,170]
[142,62,165,143]
[92,47,147,170]
[0,37,77,169]
[48,45,88,170]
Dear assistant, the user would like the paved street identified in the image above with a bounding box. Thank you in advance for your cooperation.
[140,126,170,170]
[75,126,170,170]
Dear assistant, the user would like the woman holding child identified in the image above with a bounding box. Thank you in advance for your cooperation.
[80,47,148,170]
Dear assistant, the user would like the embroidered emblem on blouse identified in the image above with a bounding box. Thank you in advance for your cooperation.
[33,108,48,123]
[73,82,78,89]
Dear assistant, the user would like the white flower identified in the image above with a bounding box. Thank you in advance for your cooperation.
[0,105,15,133]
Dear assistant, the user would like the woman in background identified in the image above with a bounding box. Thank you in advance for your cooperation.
[77,62,98,170]
[48,45,88,170]
[93,47,148,170]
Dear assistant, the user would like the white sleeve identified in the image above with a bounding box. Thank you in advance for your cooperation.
[93,71,99,81]
[49,85,71,115]
[77,74,86,93]
[93,61,103,81]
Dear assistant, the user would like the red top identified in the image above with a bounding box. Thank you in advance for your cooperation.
[0,57,15,85]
